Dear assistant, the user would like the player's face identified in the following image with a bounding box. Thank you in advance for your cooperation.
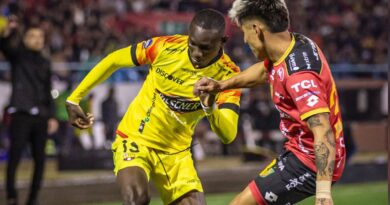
[240,20,267,61]
[188,25,224,68]
[23,28,45,51]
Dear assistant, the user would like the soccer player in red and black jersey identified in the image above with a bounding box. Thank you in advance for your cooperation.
[194,0,345,205]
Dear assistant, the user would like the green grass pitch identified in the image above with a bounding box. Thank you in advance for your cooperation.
[91,181,387,205]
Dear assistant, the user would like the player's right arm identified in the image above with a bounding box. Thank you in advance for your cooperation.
[193,61,267,95]
[66,37,164,129]
[66,46,135,128]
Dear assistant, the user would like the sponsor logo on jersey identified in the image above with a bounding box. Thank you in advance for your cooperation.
[157,90,202,112]
[306,95,319,107]
[123,153,135,161]
[182,68,199,78]
[265,192,278,202]
[156,67,184,85]
[302,51,312,69]
[164,47,186,54]
[285,172,311,191]
[277,160,285,171]
[139,92,157,133]
[288,53,300,71]
[306,38,320,61]
[295,91,320,102]
[285,34,322,75]
[143,39,153,48]
[290,80,318,92]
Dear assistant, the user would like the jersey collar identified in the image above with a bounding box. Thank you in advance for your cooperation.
[273,33,296,66]
[187,48,223,69]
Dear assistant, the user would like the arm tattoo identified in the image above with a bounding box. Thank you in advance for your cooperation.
[314,142,330,176]
[307,115,323,128]
[325,128,336,147]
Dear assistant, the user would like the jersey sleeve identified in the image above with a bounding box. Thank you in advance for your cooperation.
[206,60,241,144]
[131,36,166,66]
[285,72,330,120]
[216,55,241,113]
[207,91,240,144]
[216,89,241,114]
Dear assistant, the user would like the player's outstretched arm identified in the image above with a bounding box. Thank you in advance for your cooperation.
[66,46,137,129]
[67,46,135,104]
[193,62,267,95]
[306,113,336,205]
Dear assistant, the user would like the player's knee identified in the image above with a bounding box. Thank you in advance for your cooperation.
[121,185,150,205]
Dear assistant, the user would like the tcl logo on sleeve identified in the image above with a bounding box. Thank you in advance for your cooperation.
[290,80,318,92]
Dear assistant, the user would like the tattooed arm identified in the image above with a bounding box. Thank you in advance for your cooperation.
[306,113,336,205]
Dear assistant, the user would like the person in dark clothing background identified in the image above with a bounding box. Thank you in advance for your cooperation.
[101,86,119,144]
[0,15,58,205]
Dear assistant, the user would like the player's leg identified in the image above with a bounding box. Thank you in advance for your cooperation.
[151,149,205,205]
[231,151,317,205]
[229,186,259,205]
[6,113,30,205]
[112,136,153,205]
[27,116,49,205]
[117,167,150,205]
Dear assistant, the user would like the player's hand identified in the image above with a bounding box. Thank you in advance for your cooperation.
[65,101,94,129]
[315,197,333,205]
[193,77,221,96]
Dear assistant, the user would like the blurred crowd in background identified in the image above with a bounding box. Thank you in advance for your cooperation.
[0,0,388,162]
[0,0,387,76]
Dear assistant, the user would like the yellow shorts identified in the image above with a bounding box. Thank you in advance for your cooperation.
[112,135,203,204]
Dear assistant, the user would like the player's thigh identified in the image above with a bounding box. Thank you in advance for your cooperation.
[151,149,204,205]
[112,136,152,176]
[112,136,152,198]
[249,151,316,205]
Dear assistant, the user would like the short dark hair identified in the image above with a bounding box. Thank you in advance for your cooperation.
[190,9,226,35]
[229,0,289,33]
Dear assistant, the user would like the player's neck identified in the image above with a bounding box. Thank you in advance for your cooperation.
[265,31,292,63]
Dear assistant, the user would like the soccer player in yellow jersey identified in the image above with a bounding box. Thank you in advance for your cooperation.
[65,9,241,205]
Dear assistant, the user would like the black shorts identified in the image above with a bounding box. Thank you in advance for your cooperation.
[249,151,317,205]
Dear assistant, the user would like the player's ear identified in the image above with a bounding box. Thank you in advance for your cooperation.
[254,24,265,42]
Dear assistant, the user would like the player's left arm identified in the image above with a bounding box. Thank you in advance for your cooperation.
[200,90,240,144]
[307,113,335,205]
[285,72,335,205]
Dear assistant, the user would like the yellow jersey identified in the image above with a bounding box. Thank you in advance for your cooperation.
[68,35,241,152]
